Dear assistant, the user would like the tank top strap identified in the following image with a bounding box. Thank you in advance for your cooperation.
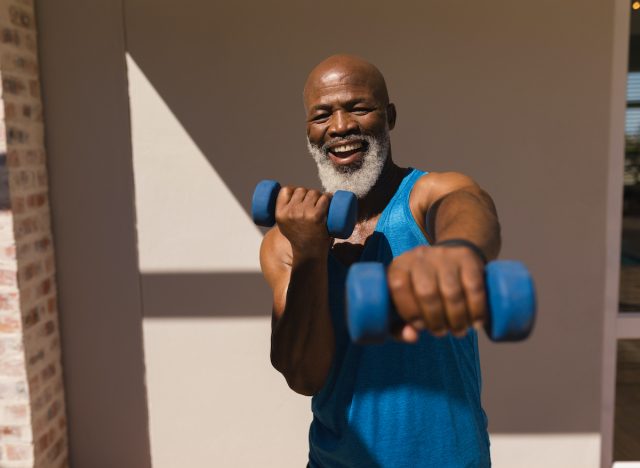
[377,168,424,227]
[372,168,429,261]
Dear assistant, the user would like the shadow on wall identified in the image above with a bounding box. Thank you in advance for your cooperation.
[142,272,270,317]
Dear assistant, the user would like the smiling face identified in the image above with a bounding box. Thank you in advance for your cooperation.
[304,55,396,198]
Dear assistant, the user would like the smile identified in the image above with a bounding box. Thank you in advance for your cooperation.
[327,140,368,161]
[332,142,364,154]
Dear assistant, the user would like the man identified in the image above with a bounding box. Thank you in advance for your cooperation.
[260,54,499,467]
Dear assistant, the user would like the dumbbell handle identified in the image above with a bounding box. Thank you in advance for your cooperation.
[252,179,357,239]
[346,260,536,344]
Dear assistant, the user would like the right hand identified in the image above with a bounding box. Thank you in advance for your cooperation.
[275,186,332,257]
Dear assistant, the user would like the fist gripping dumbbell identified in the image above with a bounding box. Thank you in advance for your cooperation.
[346,260,536,343]
[252,179,358,239]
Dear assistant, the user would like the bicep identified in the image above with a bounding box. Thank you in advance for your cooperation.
[259,227,292,319]
[410,172,497,239]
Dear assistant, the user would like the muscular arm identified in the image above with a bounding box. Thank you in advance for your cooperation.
[412,171,501,259]
[389,171,501,341]
[259,189,335,396]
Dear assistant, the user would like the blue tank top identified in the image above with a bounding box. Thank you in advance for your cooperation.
[308,168,491,468]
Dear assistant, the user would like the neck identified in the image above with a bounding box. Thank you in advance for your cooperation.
[357,151,407,220]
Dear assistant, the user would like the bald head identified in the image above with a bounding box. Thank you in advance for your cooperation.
[303,54,390,111]
[303,55,396,198]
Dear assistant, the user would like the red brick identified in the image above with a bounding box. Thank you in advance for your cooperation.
[1,28,20,47]
[37,278,51,296]
[22,305,40,328]
[0,315,20,332]
[11,195,24,214]
[2,244,16,260]
[46,296,56,313]
[28,79,38,98]
[27,348,43,366]
[15,216,37,237]
[45,400,60,422]
[0,335,22,357]
[44,255,54,273]
[2,77,25,96]
[28,374,39,394]
[0,380,27,399]
[5,404,29,423]
[33,236,50,252]
[0,269,17,286]
[6,150,19,167]
[48,337,59,352]
[35,426,56,453]
[26,192,46,208]
[4,102,16,119]
[7,125,28,144]
[0,357,26,377]
[40,363,54,382]
[0,425,22,440]
[46,438,64,463]
[21,260,42,282]
[36,170,46,187]
[31,393,43,412]
[9,6,34,30]
[6,443,32,461]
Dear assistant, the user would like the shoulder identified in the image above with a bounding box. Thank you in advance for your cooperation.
[408,171,487,241]
[410,171,481,212]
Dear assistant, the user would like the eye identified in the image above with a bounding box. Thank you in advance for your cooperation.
[310,113,330,123]
[352,107,371,115]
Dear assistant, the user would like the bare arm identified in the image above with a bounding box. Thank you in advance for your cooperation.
[259,188,335,396]
[413,171,501,259]
[388,171,501,342]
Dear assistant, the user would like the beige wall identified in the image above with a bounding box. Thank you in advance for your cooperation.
[35,1,152,467]
[37,0,627,467]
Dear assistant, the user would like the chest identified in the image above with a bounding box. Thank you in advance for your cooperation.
[330,215,381,267]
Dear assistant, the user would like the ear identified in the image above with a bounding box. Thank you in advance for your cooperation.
[387,103,397,130]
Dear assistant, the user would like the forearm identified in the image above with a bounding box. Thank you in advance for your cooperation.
[271,252,334,396]
[428,189,501,260]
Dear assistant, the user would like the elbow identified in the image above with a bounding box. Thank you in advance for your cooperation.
[270,350,326,396]
[285,375,321,396]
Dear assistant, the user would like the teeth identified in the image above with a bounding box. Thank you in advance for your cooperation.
[332,142,363,153]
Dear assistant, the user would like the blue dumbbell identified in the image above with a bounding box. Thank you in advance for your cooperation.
[252,179,358,239]
[346,260,536,344]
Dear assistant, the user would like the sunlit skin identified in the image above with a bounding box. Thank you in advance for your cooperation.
[260,54,501,396]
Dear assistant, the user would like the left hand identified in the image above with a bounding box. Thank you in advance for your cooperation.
[386,244,487,342]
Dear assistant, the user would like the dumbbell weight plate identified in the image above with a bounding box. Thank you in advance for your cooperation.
[346,262,392,344]
[484,260,536,342]
[252,179,280,227]
[327,190,357,240]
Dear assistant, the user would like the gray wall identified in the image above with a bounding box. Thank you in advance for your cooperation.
[36,0,625,466]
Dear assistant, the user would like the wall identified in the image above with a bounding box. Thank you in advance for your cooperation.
[35,1,151,467]
[0,0,68,466]
[37,0,626,467]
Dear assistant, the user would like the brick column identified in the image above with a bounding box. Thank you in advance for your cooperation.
[0,0,68,466]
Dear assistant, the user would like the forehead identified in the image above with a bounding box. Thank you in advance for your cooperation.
[305,69,382,108]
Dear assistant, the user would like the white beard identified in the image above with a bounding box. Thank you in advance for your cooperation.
[306,132,390,199]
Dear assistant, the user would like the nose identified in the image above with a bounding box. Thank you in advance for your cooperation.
[328,110,358,138]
